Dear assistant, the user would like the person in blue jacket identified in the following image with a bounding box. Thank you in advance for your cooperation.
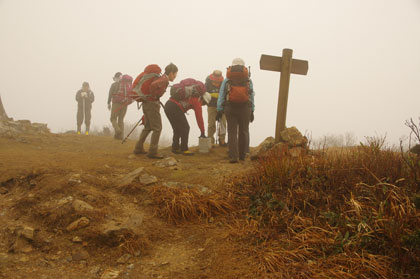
[216,58,255,163]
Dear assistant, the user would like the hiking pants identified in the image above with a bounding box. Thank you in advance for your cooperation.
[207,106,226,144]
[224,103,250,160]
[110,102,127,135]
[134,101,162,155]
[164,101,190,152]
[77,101,91,132]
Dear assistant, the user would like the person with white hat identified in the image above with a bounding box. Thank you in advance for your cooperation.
[216,58,255,163]
[164,78,210,156]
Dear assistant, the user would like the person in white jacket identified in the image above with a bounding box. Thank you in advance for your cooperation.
[75,82,95,135]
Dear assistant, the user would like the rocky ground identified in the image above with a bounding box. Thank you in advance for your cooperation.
[0,127,259,279]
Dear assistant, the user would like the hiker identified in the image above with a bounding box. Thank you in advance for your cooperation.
[205,70,227,146]
[217,58,255,163]
[164,78,211,156]
[132,63,178,159]
[108,72,133,140]
[75,82,95,135]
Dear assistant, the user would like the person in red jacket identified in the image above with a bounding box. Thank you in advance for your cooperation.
[133,63,178,159]
[164,79,211,156]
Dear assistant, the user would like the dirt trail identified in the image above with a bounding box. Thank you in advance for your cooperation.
[0,133,256,279]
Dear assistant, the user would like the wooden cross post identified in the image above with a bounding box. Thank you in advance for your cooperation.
[260,49,309,142]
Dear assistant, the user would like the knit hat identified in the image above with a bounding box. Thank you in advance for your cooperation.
[209,70,224,82]
[82,82,89,87]
[232,58,245,66]
[202,92,211,105]
[113,72,122,79]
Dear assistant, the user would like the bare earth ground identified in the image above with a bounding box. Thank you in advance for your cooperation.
[0,133,258,279]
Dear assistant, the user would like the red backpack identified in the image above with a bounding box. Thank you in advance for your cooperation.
[113,74,133,104]
[170,78,206,101]
[226,65,250,103]
[131,64,162,102]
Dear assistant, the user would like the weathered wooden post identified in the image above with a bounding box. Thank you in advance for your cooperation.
[260,49,309,142]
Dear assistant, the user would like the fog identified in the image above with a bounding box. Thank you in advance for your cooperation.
[1,0,420,146]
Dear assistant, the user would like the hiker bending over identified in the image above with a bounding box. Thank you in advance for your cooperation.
[132,63,178,159]
[217,58,255,163]
[205,70,227,147]
[108,72,133,140]
[75,81,95,135]
[164,78,211,156]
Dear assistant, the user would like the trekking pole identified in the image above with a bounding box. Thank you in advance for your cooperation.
[216,120,219,145]
[121,103,143,144]
[122,115,143,144]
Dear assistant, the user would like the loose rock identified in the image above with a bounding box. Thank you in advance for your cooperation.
[0,187,8,194]
[139,173,157,185]
[117,254,131,264]
[101,269,121,279]
[66,217,90,232]
[72,236,83,243]
[118,167,144,187]
[72,199,94,212]
[154,157,177,168]
[72,250,89,261]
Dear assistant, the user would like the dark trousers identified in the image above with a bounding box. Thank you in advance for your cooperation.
[225,103,250,160]
[164,101,190,152]
[77,101,91,132]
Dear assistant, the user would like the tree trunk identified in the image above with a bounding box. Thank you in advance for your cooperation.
[0,95,9,120]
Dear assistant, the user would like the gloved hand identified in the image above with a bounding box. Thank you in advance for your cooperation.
[250,111,254,123]
[107,104,111,111]
[199,132,206,138]
[81,92,87,98]
[216,111,223,122]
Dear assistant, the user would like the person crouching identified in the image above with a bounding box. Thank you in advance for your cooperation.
[164,78,211,156]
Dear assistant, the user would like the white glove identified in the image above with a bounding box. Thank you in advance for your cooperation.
[81,92,88,98]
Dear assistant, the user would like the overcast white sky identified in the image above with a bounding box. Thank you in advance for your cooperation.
[1,0,419,146]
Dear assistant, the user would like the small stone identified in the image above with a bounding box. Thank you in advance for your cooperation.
[101,269,121,279]
[118,167,144,187]
[154,157,178,168]
[117,254,131,264]
[57,196,73,206]
[21,226,35,240]
[91,266,101,275]
[72,236,83,243]
[66,256,73,262]
[127,264,134,269]
[139,174,157,185]
[134,250,141,257]
[72,250,89,261]
[29,180,37,187]
[66,217,90,232]
[0,187,8,194]
[73,199,94,212]
[68,174,82,184]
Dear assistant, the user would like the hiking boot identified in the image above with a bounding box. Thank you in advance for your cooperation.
[85,131,89,135]
[219,140,227,147]
[172,148,181,154]
[182,151,195,156]
[229,159,239,164]
[147,154,164,159]
[133,150,147,155]
[77,131,81,135]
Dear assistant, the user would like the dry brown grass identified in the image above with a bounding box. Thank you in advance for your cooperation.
[225,141,420,278]
[148,186,235,224]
